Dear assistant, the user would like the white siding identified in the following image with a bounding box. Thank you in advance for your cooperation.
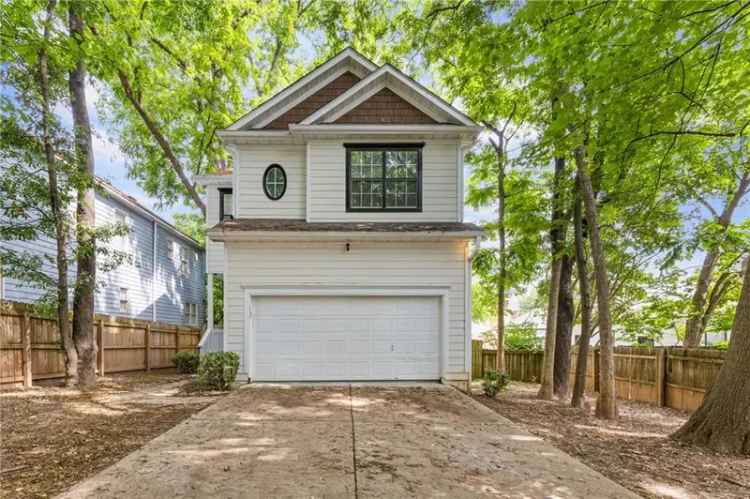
[308,139,460,222]
[206,186,225,273]
[235,145,306,219]
[223,240,468,379]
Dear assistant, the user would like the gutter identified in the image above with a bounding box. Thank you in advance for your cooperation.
[208,229,484,243]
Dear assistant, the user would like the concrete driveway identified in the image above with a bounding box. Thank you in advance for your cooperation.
[59,384,638,498]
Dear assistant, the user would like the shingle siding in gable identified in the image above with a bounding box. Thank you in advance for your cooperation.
[333,88,437,125]
[263,71,361,129]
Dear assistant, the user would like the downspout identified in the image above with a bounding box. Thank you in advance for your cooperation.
[152,219,157,322]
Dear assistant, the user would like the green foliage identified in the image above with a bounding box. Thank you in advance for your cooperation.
[482,369,510,398]
[173,213,206,247]
[173,351,200,374]
[505,322,543,351]
[197,352,239,391]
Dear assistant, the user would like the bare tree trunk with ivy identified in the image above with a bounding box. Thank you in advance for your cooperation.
[673,256,750,455]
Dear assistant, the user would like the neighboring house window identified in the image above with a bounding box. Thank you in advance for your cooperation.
[118,287,129,314]
[263,164,286,201]
[219,188,233,221]
[184,303,197,324]
[180,246,189,274]
[345,144,423,212]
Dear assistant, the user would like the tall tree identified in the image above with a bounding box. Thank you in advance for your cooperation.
[553,253,574,397]
[575,145,617,419]
[673,256,750,455]
[68,0,98,389]
[571,177,593,408]
[38,0,78,385]
[539,156,567,400]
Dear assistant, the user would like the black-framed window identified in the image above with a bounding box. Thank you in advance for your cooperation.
[345,143,423,212]
[263,164,287,201]
[219,188,233,221]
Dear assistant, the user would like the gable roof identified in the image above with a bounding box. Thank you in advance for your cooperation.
[301,64,476,127]
[227,48,377,131]
[224,48,478,132]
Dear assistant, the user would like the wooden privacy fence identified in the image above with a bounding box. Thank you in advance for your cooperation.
[472,340,726,412]
[0,301,200,387]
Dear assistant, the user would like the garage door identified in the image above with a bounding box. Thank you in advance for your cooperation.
[253,295,440,381]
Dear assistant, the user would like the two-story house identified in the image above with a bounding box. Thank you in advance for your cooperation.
[0,178,205,326]
[197,48,482,389]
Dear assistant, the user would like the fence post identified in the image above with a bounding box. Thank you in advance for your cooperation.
[145,324,151,371]
[97,319,104,377]
[175,327,180,356]
[656,348,666,407]
[22,312,32,388]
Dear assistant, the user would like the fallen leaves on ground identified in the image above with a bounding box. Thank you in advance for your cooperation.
[474,382,750,499]
[0,371,222,499]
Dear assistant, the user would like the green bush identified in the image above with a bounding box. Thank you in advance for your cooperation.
[482,369,510,398]
[173,351,200,374]
[197,352,240,391]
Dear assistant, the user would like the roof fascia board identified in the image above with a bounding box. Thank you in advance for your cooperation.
[208,229,483,242]
[97,182,202,248]
[194,174,233,186]
[226,48,377,131]
[301,65,477,127]
[252,63,367,129]
[288,124,482,138]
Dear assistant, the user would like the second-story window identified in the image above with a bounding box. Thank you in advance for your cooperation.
[219,188,233,221]
[346,144,423,212]
[263,164,286,201]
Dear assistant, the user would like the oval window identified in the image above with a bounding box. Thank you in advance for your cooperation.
[263,164,286,201]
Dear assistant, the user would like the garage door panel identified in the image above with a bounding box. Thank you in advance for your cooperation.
[253,295,440,381]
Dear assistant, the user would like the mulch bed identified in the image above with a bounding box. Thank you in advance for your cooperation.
[474,382,750,499]
[0,370,221,498]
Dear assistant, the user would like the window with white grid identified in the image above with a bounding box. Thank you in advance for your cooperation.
[347,145,422,211]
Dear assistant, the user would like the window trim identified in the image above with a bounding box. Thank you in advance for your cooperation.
[345,143,424,212]
[263,164,287,201]
[218,187,233,221]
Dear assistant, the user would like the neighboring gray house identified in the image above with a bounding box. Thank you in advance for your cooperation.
[0,178,205,326]
[196,48,483,389]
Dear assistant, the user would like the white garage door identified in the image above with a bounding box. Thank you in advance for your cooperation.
[253,295,440,381]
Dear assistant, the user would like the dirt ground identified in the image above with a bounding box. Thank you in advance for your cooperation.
[0,370,222,499]
[474,382,750,499]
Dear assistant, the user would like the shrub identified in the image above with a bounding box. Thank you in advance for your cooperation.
[482,369,510,398]
[198,352,240,391]
[173,352,200,374]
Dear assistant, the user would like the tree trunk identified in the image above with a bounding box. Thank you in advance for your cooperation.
[574,146,616,419]
[553,253,574,397]
[571,178,593,408]
[496,139,506,374]
[68,1,97,390]
[684,171,750,347]
[539,156,566,400]
[39,0,77,386]
[673,256,750,455]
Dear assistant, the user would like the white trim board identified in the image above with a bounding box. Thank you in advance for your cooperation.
[242,286,451,382]
[300,64,477,127]
[227,48,377,131]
